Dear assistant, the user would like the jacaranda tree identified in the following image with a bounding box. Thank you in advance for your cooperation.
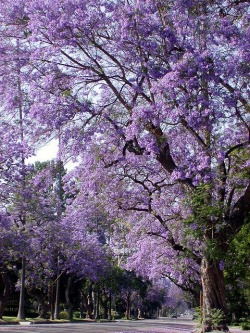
[0,1,249,331]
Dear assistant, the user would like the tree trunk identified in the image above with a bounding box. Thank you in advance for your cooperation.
[0,269,12,319]
[79,291,85,318]
[94,288,100,320]
[138,308,142,319]
[27,288,49,319]
[126,294,131,320]
[108,290,112,320]
[49,281,55,320]
[0,300,4,320]
[54,275,60,319]
[17,256,26,320]
[200,258,229,332]
[38,300,49,319]
[102,300,109,319]
[65,276,73,320]
[86,284,93,319]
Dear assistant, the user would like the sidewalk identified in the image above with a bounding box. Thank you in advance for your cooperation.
[229,328,249,333]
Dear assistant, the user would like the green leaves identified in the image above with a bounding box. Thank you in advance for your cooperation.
[184,184,222,241]
[224,221,250,322]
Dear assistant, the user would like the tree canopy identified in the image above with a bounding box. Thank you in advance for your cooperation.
[0,1,249,331]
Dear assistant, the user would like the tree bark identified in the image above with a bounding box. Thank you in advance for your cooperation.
[0,269,12,319]
[17,256,26,320]
[86,283,93,319]
[94,288,100,320]
[102,299,109,319]
[126,293,131,320]
[108,290,112,320]
[200,258,229,332]
[65,276,73,320]
[79,291,85,318]
[49,281,55,320]
[54,274,60,319]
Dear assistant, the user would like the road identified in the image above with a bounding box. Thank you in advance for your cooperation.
[0,317,195,333]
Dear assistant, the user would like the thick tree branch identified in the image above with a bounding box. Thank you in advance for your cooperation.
[162,273,200,296]
[219,77,250,112]
[225,141,249,158]
[181,118,207,149]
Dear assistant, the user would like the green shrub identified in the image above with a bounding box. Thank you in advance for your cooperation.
[59,311,69,320]
[210,308,225,330]
[73,311,81,319]
[241,322,250,330]
[193,307,202,322]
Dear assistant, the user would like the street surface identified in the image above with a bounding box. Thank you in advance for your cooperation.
[0,317,195,333]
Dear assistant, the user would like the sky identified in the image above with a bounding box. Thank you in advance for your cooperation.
[27,139,58,164]
[27,139,77,170]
